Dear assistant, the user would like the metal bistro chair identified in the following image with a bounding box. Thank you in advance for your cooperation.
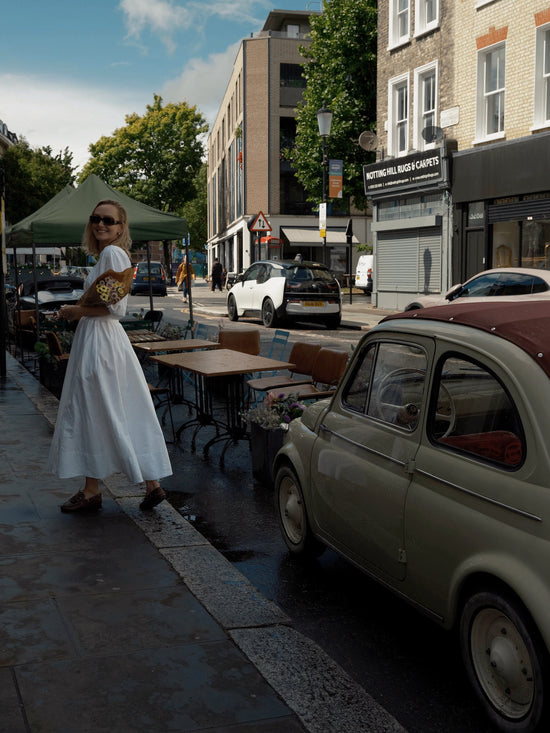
[143,310,163,333]
[148,382,176,443]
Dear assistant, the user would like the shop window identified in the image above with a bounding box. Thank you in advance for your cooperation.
[389,0,410,48]
[414,62,437,150]
[476,43,506,141]
[389,73,409,157]
[415,0,439,36]
[534,24,550,129]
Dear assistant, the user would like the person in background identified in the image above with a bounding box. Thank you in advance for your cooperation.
[176,256,195,304]
[211,258,224,292]
[48,199,172,513]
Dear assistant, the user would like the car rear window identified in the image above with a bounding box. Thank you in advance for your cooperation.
[137,263,163,275]
[286,266,333,283]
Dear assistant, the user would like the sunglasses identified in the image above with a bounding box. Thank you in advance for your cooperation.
[89,215,120,226]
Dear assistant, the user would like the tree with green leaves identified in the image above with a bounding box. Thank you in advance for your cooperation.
[2,139,75,224]
[80,94,208,215]
[288,0,377,211]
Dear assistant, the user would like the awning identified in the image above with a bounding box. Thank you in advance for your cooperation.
[281,227,359,246]
[10,247,63,256]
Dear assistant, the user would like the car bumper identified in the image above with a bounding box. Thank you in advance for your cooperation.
[284,299,341,317]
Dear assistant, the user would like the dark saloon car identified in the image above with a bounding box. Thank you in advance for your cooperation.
[227,259,341,329]
[130,261,168,296]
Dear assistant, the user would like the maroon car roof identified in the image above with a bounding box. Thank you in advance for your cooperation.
[382,300,550,378]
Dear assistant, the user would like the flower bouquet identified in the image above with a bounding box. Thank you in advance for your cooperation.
[243,391,307,431]
[79,267,134,307]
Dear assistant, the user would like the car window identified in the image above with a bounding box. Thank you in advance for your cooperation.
[458,272,549,299]
[138,263,163,275]
[343,341,427,431]
[243,264,263,282]
[286,266,333,283]
[429,355,524,468]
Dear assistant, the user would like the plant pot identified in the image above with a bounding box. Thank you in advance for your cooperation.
[249,422,286,489]
[39,356,68,400]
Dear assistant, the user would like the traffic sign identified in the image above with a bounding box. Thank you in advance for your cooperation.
[249,211,272,232]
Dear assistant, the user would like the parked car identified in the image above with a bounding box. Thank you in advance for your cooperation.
[12,271,85,312]
[130,261,167,296]
[274,299,550,733]
[227,259,341,329]
[405,267,550,310]
[355,254,373,294]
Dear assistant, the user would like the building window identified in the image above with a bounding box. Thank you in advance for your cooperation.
[389,74,409,156]
[534,24,550,129]
[280,64,306,88]
[414,63,437,150]
[415,0,439,36]
[476,44,505,141]
[389,0,410,48]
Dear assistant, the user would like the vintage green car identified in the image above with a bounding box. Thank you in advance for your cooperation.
[274,300,550,733]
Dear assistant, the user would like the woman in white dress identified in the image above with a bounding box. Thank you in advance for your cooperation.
[48,199,172,513]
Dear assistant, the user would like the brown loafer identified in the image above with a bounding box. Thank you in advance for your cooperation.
[139,486,166,511]
[60,491,102,513]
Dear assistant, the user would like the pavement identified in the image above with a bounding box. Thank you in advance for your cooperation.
[0,297,406,733]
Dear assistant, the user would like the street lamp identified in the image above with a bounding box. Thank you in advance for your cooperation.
[317,103,333,266]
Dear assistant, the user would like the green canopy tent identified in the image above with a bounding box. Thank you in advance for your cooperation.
[7,174,187,245]
[4,175,190,366]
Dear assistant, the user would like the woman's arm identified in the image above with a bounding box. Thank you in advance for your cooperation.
[56,303,109,322]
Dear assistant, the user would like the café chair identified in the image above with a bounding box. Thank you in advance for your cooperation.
[268,347,348,403]
[148,383,176,443]
[45,331,70,363]
[218,328,261,355]
[143,310,163,333]
[247,341,322,400]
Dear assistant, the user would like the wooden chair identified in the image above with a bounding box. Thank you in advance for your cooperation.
[267,347,348,402]
[247,341,321,397]
[45,331,70,363]
[218,328,261,355]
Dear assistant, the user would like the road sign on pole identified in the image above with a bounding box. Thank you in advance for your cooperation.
[249,211,272,232]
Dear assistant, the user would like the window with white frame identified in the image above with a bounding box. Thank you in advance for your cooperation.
[415,0,439,36]
[534,24,550,128]
[414,63,438,149]
[389,0,410,48]
[476,43,505,140]
[389,74,410,156]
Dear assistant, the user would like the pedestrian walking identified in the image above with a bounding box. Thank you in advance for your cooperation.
[176,256,195,304]
[211,258,224,292]
[48,199,172,513]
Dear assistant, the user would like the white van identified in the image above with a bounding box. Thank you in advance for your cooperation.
[355,254,373,294]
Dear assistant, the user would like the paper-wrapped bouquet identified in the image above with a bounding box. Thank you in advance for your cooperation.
[78,268,134,307]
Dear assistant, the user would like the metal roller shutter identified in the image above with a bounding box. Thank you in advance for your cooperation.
[377,227,442,293]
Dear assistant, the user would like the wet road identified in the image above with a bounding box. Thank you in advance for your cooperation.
[135,288,494,733]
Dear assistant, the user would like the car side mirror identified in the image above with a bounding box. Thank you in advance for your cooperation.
[445,283,463,301]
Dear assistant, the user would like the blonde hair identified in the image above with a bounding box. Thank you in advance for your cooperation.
[83,199,132,257]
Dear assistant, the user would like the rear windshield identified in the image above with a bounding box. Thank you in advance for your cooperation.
[285,266,334,283]
[137,263,163,275]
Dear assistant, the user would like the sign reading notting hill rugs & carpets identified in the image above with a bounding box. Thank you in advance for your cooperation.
[363,149,443,194]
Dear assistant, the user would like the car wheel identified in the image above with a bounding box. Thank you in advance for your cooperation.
[262,298,278,328]
[227,294,239,322]
[325,314,341,330]
[460,589,549,732]
[275,465,325,558]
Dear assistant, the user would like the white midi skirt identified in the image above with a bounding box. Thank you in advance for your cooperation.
[48,315,172,483]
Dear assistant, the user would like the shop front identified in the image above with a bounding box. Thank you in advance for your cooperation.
[452,131,550,283]
[364,145,453,311]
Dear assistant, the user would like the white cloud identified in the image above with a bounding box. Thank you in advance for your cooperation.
[0,73,146,172]
[161,43,241,127]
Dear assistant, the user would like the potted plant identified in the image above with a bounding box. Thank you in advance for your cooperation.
[244,392,307,488]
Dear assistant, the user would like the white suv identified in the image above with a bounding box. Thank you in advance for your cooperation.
[227,259,341,329]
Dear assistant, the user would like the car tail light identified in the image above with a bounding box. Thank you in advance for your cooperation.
[132,266,137,280]
[368,268,372,277]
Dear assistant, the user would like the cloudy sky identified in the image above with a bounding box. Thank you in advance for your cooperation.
[1,0,315,170]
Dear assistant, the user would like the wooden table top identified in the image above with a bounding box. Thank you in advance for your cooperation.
[151,348,295,377]
[133,338,219,354]
[126,330,166,344]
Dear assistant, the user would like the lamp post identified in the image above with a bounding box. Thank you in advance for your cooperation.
[317,103,332,266]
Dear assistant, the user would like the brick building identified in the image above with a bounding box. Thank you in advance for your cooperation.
[366,1,550,310]
[206,9,365,280]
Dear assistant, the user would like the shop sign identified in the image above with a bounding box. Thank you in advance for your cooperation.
[363,149,443,194]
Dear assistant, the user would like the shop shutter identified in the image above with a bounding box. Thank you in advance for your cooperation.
[377,228,442,293]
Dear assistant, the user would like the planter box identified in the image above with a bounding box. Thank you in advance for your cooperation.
[249,422,285,489]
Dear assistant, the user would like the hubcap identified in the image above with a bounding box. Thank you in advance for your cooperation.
[280,478,304,545]
[470,608,534,719]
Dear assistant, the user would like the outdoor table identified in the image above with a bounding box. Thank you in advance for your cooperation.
[126,329,166,344]
[133,338,218,355]
[151,349,295,463]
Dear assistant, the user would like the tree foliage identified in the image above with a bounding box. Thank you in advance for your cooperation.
[79,94,208,214]
[2,139,75,224]
[289,0,377,211]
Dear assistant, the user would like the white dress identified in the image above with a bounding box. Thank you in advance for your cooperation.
[48,245,172,483]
